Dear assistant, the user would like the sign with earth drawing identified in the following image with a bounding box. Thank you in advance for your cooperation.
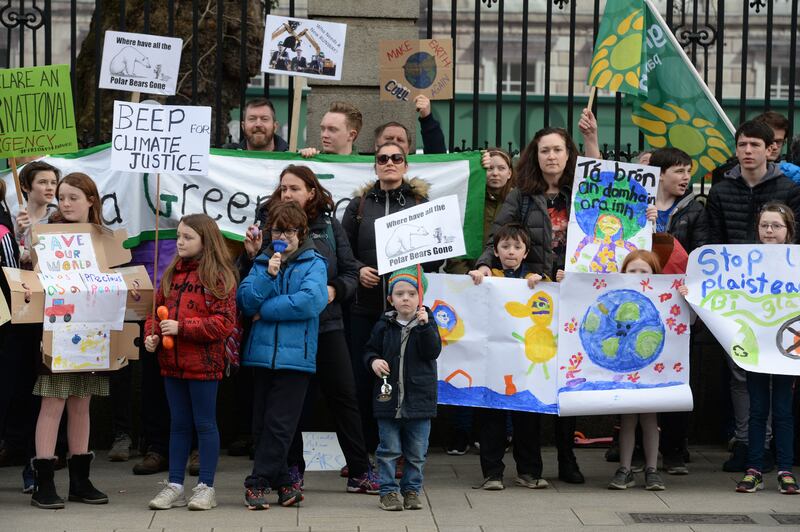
[379,39,453,102]
[685,245,800,376]
[565,156,659,273]
[557,272,693,415]
[261,15,347,81]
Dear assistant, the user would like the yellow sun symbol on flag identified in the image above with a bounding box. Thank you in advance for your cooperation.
[632,102,733,175]
[589,10,644,94]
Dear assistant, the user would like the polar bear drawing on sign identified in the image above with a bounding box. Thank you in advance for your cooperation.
[109,46,152,76]
[385,224,430,258]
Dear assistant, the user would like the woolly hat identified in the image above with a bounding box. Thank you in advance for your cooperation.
[387,266,429,295]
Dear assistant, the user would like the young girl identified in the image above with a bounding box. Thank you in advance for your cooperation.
[238,201,328,510]
[16,161,60,265]
[680,202,798,494]
[144,214,238,511]
[608,250,666,491]
[30,173,109,509]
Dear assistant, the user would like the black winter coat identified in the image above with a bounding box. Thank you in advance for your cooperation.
[476,187,560,277]
[364,308,441,419]
[342,178,441,317]
[664,193,711,253]
[706,163,800,244]
[419,114,446,154]
[238,205,359,333]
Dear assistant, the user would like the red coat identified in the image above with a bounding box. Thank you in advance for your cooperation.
[144,259,237,380]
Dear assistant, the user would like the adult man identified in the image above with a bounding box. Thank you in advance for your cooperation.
[224,98,289,152]
[754,111,790,162]
[706,119,800,473]
[299,101,362,157]
[374,95,446,154]
[291,49,307,72]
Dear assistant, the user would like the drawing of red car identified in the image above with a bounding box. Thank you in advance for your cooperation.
[45,299,74,323]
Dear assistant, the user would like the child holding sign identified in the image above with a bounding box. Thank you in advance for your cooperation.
[680,203,798,494]
[469,223,549,490]
[144,214,238,511]
[30,173,108,509]
[607,250,667,492]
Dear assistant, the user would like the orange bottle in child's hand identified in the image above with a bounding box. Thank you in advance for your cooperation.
[157,306,169,320]
[161,336,174,350]
[156,306,174,349]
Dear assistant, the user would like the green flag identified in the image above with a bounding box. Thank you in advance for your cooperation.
[631,0,735,181]
[0,64,77,159]
[588,0,646,96]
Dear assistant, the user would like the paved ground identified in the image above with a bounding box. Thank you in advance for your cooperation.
[1,446,799,531]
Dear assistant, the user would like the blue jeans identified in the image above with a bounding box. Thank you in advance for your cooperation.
[746,372,794,472]
[164,377,220,486]
[376,418,431,496]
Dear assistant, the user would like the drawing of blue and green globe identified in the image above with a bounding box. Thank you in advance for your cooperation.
[404,52,437,89]
[579,289,665,373]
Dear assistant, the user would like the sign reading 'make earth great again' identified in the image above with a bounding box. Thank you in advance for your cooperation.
[0,65,78,158]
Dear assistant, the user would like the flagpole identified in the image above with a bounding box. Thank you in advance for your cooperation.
[587,86,597,112]
[642,0,735,136]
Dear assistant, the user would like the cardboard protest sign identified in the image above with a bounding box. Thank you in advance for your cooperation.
[557,272,692,415]
[374,195,465,275]
[261,15,346,80]
[685,245,800,376]
[99,31,183,95]
[111,101,211,175]
[2,223,153,372]
[379,39,453,102]
[302,432,346,471]
[566,157,658,273]
[0,65,77,158]
[425,274,558,414]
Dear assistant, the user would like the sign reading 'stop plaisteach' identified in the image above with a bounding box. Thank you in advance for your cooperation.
[0,65,78,159]
[111,101,211,175]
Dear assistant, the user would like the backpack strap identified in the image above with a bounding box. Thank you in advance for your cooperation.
[519,193,532,225]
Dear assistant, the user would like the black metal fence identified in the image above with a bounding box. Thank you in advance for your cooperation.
[2,0,798,159]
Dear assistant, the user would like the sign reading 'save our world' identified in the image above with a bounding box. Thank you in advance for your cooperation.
[0,64,77,158]
[374,195,465,275]
[111,101,211,175]
[99,31,183,95]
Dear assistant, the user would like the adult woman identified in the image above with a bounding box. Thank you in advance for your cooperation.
[30,173,109,509]
[474,128,585,485]
[342,142,438,457]
[242,165,377,493]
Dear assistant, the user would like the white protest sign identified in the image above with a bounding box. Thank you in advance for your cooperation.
[374,195,465,275]
[51,324,111,371]
[33,232,98,273]
[111,101,211,175]
[557,273,693,415]
[566,157,659,273]
[685,245,800,376]
[301,432,346,471]
[262,15,347,81]
[99,31,183,95]
[424,274,559,414]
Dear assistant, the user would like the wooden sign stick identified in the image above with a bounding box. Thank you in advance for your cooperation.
[8,157,25,208]
[587,86,598,112]
[131,92,141,104]
[150,172,161,336]
[289,77,305,152]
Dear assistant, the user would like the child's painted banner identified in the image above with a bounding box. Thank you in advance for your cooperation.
[0,65,77,158]
[566,156,658,274]
[424,273,559,414]
[685,245,800,376]
[557,272,692,415]
[2,148,486,258]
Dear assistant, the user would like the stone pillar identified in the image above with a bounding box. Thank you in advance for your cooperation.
[306,0,420,154]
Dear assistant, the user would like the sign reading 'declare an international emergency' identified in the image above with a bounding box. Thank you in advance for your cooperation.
[0,65,78,159]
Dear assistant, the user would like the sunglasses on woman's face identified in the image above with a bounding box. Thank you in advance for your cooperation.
[376,153,405,165]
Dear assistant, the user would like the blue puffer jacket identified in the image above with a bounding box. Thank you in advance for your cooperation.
[237,238,328,373]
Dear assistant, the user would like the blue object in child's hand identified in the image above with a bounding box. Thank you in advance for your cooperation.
[272,240,288,253]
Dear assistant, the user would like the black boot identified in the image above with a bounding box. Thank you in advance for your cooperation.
[722,441,749,472]
[556,417,585,484]
[31,458,65,509]
[67,453,108,504]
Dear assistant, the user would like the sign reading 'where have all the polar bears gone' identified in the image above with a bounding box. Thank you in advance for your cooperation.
[99,31,183,96]
[0,64,77,159]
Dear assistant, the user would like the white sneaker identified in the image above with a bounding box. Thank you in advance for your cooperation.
[188,483,217,510]
[149,481,187,510]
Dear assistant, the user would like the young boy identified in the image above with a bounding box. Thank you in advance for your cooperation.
[468,223,554,490]
[364,267,441,511]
